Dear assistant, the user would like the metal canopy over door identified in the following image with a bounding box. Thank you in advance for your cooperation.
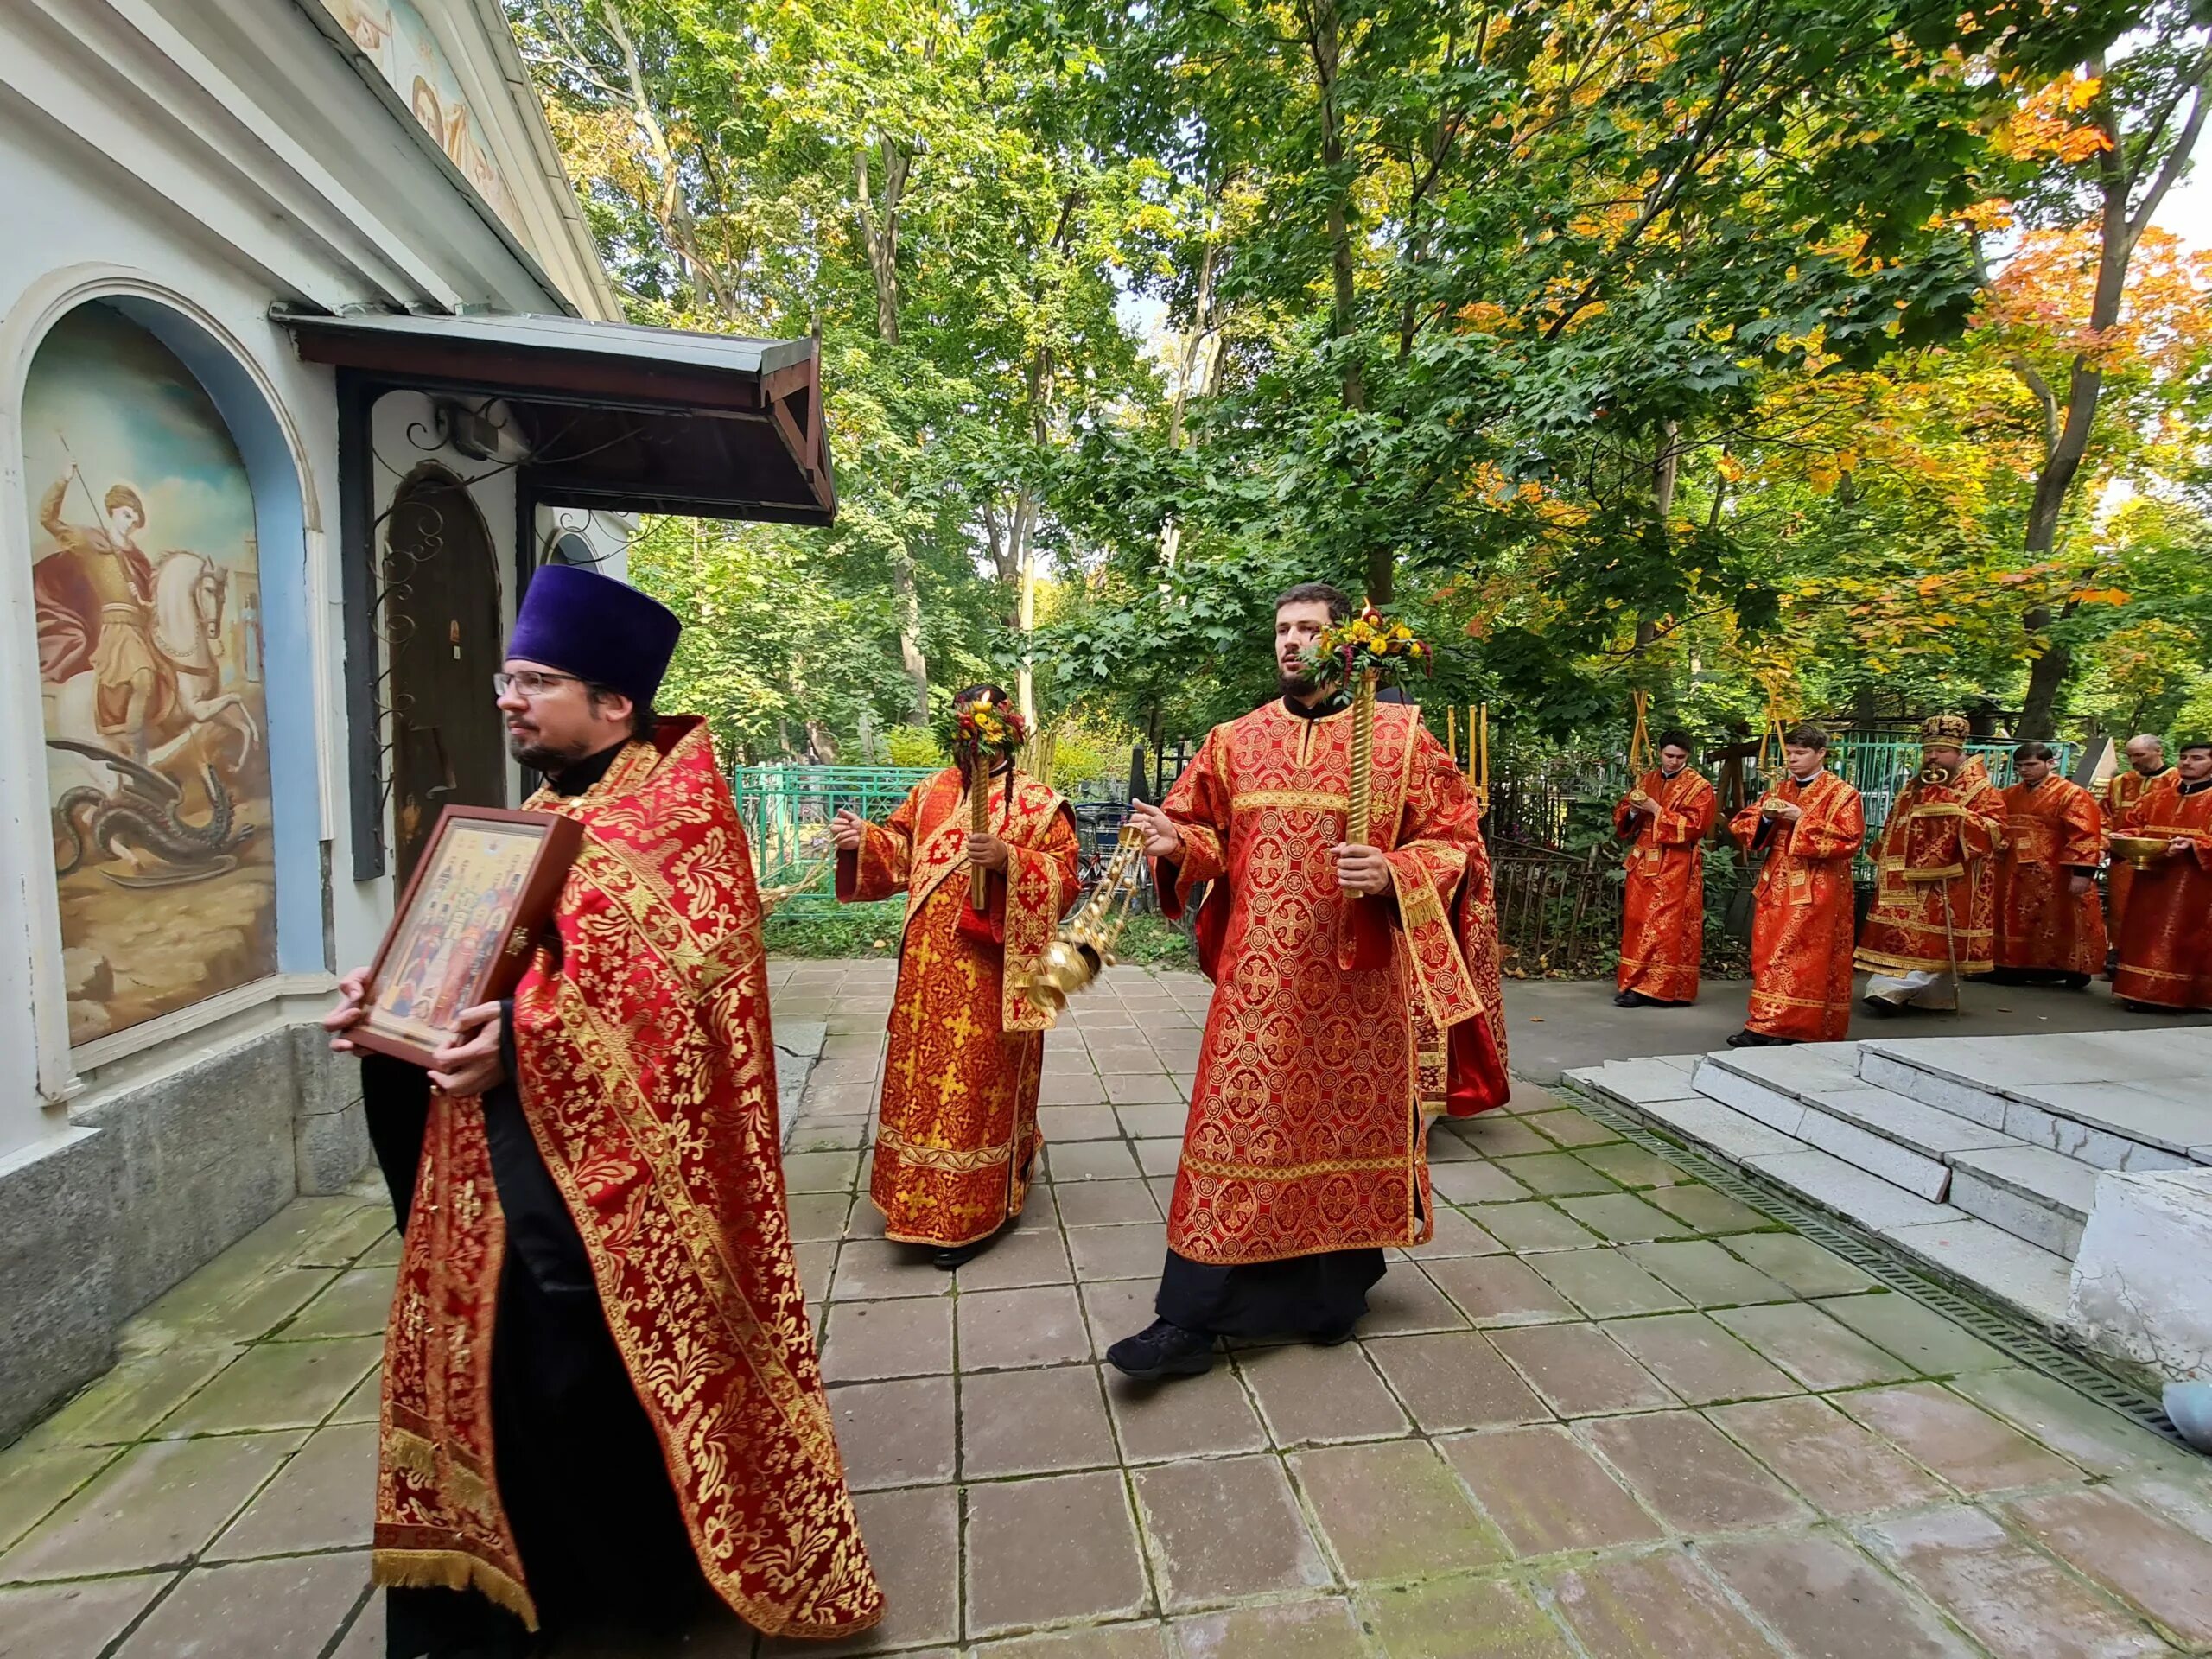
[384,465,505,883]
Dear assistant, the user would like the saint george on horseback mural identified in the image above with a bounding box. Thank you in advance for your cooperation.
[25,302,276,1044]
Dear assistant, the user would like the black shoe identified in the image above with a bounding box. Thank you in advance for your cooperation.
[1614,990,1649,1007]
[1309,1321,1359,1346]
[931,1234,996,1271]
[1859,995,1902,1018]
[1106,1319,1216,1379]
[2061,972,2092,990]
[1726,1029,1792,1048]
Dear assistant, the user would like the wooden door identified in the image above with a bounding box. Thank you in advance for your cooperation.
[385,467,505,883]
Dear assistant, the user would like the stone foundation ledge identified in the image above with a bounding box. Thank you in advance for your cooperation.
[2069,1165,2212,1385]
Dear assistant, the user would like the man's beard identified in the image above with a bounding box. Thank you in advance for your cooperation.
[1279,664,1328,698]
[508,733,588,772]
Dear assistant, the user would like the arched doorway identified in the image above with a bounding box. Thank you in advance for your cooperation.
[384,466,504,883]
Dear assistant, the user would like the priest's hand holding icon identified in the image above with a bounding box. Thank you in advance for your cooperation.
[429,1002,507,1097]
[324,967,370,1055]
[830,809,866,851]
[1129,799,1183,861]
[1332,843,1392,894]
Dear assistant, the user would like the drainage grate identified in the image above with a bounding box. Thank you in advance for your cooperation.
[1564,1087,2186,1447]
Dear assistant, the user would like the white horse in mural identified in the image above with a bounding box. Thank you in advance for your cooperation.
[45,550,260,785]
[46,551,262,881]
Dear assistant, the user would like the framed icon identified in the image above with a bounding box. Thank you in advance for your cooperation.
[351,805,582,1067]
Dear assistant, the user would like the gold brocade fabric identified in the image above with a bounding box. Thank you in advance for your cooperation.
[841,767,1080,1245]
[1856,755,2005,977]
[374,719,884,1638]
[2105,766,2177,940]
[1729,770,1865,1041]
[1156,700,1503,1265]
[1994,777,2107,976]
[1612,767,1718,1003]
[2113,779,2212,1010]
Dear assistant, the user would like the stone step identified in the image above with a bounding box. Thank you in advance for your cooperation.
[1602,1091,1810,1169]
[1878,1217,2075,1331]
[1946,1145,2100,1258]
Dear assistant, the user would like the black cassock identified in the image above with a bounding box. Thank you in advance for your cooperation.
[364,748,709,1658]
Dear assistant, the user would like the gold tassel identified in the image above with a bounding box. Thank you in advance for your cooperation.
[385,1426,438,1481]
[374,1548,540,1631]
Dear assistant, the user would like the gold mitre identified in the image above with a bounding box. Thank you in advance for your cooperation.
[1919,713,1970,748]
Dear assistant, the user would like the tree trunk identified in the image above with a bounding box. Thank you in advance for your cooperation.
[854,133,929,719]
[601,3,731,316]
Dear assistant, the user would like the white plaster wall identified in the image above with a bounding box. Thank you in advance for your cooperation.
[2069,1165,2212,1382]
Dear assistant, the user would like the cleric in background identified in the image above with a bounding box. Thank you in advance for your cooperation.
[327,565,880,1656]
[830,685,1080,1268]
[1611,728,1717,1007]
[1726,726,1864,1047]
[2111,737,2212,1013]
[2103,733,2174,974]
[1856,714,2005,1015]
[1988,741,2106,988]
[1108,582,1508,1378]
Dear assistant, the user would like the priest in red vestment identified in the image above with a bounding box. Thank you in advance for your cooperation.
[1990,741,2106,988]
[2104,733,2175,974]
[832,687,1081,1267]
[1857,714,2005,1015]
[328,568,881,1657]
[2112,739,2212,1012]
[1726,726,1865,1046]
[1105,582,1509,1379]
[1611,729,1718,1007]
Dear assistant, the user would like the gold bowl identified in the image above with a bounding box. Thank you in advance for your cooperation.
[2111,835,2170,871]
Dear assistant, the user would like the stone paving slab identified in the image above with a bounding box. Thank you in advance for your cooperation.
[4,957,2209,1658]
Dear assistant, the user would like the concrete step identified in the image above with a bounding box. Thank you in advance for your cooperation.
[1946,1145,2099,1258]
[1858,1035,2203,1173]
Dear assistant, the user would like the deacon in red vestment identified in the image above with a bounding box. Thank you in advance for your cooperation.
[1611,729,1718,1007]
[328,568,881,1658]
[2104,734,2175,973]
[1990,741,2106,987]
[1857,714,2005,1015]
[2112,739,2212,1012]
[833,687,1081,1267]
[1726,726,1865,1046]
[1105,582,1509,1379]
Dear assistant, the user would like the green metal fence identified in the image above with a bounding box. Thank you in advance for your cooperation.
[731,764,935,912]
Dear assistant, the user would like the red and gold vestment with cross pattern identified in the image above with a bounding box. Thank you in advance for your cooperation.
[1729,768,1864,1041]
[1993,775,2107,977]
[2113,776,2212,1011]
[372,719,882,1639]
[1612,766,1718,1002]
[2105,766,2177,942]
[1153,698,1509,1267]
[837,766,1080,1246]
[1856,754,2005,978]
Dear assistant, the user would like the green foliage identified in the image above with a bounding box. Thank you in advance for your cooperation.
[763,898,906,958]
[881,727,947,768]
[1109,914,1198,974]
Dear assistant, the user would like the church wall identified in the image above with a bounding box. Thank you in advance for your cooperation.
[0,0,591,1440]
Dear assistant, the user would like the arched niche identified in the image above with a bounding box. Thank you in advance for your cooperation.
[19,297,319,1047]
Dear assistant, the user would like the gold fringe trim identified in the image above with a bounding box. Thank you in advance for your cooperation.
[373,1548,539,1631]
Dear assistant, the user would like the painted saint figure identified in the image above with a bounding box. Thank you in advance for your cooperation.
[1105,582,1509,1380]
[35,475,161,760]
[830,687,1081,1268]
[327,565,880,1656]
[2111,738,2212,1014]
[1611,729,1718,1007]
[1989,742,2106,988]
[1726,726,1865,1048]
[1856,715,2005,1016]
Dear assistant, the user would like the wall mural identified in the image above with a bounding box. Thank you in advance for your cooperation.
[316,0,523,233]
[25,304,276,1045]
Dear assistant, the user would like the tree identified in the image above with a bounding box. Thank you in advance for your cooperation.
[1986,6,2212,734]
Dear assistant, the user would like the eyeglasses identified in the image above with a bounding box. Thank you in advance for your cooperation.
[493,670,582,698]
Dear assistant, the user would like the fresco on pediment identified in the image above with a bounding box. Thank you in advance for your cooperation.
[317,0,523,232]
